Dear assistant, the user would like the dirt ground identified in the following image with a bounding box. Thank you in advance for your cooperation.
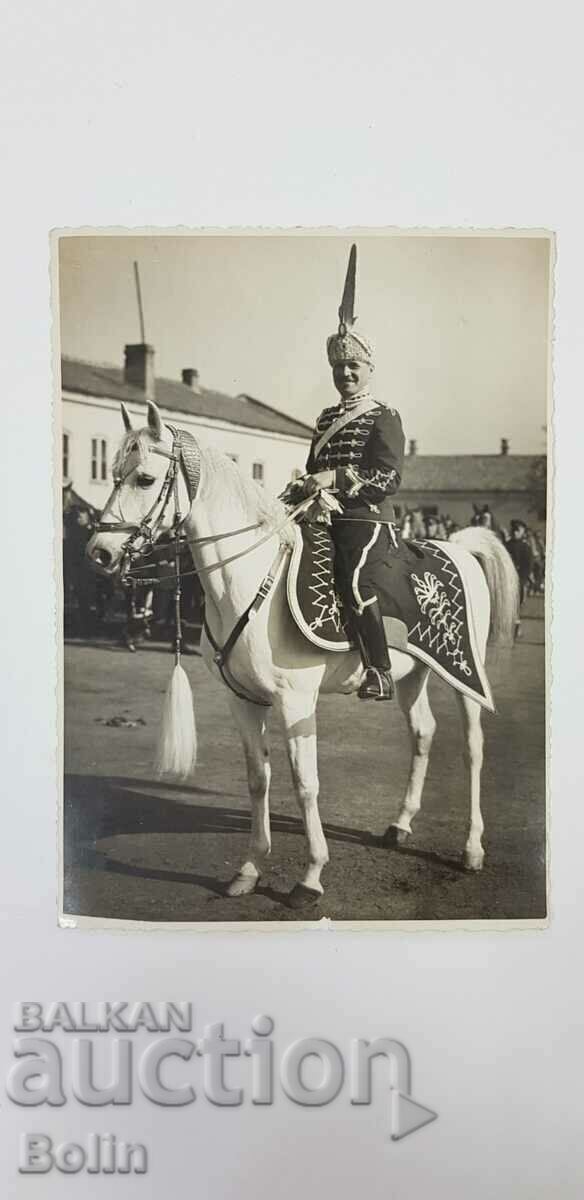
[63,597,546,924]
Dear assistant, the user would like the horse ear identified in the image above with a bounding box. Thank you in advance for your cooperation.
[147,401,163,441]
[120,402,133,432]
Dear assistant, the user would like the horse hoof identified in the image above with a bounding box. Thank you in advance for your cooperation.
[382,825,410,849]
[225,873,259,897]
[287,883,322,910]
[462,850,485,872]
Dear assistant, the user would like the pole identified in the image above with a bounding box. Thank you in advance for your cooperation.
[133,261,146,343]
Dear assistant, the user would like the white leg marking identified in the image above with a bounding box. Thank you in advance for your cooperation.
[226,696,271,896]
[392,670,436,835]
[456,693,485,871]
[277,692,328,894]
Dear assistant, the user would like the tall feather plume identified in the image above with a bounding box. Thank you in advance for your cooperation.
[338,243,357,332]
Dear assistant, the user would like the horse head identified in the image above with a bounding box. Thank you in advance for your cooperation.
[86,401,196,576]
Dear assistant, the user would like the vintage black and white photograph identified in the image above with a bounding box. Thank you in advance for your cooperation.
[57,230,550,925]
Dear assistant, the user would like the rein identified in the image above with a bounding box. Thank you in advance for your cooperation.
[123,497,313,586]
[95,423,314,703]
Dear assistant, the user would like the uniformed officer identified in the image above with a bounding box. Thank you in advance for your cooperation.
[295,245,405,700]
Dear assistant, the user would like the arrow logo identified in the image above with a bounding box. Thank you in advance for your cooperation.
[391,1090,438,1141]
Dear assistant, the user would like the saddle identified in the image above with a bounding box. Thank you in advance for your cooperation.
[286,523,494,711]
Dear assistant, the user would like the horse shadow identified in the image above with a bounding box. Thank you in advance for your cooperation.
[63,773,465,908]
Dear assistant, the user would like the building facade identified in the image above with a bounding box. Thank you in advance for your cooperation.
[397,442,546,533]
[61,343,312,509]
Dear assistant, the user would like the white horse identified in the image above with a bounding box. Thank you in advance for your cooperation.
[87,403,519,908]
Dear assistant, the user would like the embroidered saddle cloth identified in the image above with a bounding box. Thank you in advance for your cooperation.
[286,523,494,711]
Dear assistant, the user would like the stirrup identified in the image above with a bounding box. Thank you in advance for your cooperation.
[357,667,394,701]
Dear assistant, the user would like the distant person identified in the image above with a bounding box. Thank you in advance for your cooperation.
[506,519,534,639]
[528,529,545,595]
[121,581,154,653]
[152,532,200,655]
[409,508,426,538]
[400,512,413,540]
[63,504,94,635]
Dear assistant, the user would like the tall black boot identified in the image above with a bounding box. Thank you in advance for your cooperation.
[353,599,394,701]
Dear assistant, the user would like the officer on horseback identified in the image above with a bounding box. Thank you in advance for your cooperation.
[294,245,405,701]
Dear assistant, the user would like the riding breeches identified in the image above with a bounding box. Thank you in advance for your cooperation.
[330,520,396,615]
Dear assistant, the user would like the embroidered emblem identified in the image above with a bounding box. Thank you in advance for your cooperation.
[410,565,472,676]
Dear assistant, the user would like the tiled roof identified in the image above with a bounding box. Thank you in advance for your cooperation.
[61,357,313,441]
[400,454,543,493]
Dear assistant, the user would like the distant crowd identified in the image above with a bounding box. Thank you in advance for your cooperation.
[397,503,545,603]
[63,484,545,650]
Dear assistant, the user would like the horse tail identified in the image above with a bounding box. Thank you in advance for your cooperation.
[155,661,197,778]
[449,527,519,645]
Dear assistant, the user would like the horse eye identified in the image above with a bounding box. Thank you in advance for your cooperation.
[136,474,155,489]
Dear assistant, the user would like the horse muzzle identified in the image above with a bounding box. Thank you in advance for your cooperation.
[85,538,121,576]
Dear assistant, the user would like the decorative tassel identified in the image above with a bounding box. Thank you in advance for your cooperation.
[155,515,197,778]
[156,661,197,778]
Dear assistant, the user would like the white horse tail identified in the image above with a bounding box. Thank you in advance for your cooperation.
[450,527,519,645]
[155,662,197,778]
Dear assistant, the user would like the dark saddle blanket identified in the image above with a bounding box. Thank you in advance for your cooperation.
[286,523,493,711]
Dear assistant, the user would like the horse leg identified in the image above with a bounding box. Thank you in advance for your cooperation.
[277,691,329,905]
[456,692,485,871]
[225,696,271,897]
[383,669,435,847]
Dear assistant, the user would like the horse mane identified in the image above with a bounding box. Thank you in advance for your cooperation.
[112,426,295,548]
[199,445,295,547]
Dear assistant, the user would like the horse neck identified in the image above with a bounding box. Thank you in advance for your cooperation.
[183,472,280,626]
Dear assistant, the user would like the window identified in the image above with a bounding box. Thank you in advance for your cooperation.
[62,432,70,481]
[91,438,108,482]
[252,462,264,484]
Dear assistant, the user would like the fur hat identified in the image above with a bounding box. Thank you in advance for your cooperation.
[326,244,374,367]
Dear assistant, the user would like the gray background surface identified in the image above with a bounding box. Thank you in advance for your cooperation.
[1,2,582,1196]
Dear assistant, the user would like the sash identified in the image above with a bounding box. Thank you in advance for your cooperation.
[313,394,379,461]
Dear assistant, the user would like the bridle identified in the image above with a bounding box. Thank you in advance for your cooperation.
[97,424,310,584]
[94,423,313,706]
[96,423,202,572]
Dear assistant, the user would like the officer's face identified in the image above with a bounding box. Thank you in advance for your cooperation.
[332,359,372,399]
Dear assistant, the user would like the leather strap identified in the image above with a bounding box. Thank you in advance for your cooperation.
[203,544,289,707]
[313,396,379,460]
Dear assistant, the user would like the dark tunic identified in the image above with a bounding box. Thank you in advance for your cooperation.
[506,537,533,605]
[306,400,405,521]
[305,399,405,611]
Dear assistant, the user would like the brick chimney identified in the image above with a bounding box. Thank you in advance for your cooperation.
[124,344,155,400]
[409,439,418,456]
[181,367,201,394]
[500,438,509,456]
